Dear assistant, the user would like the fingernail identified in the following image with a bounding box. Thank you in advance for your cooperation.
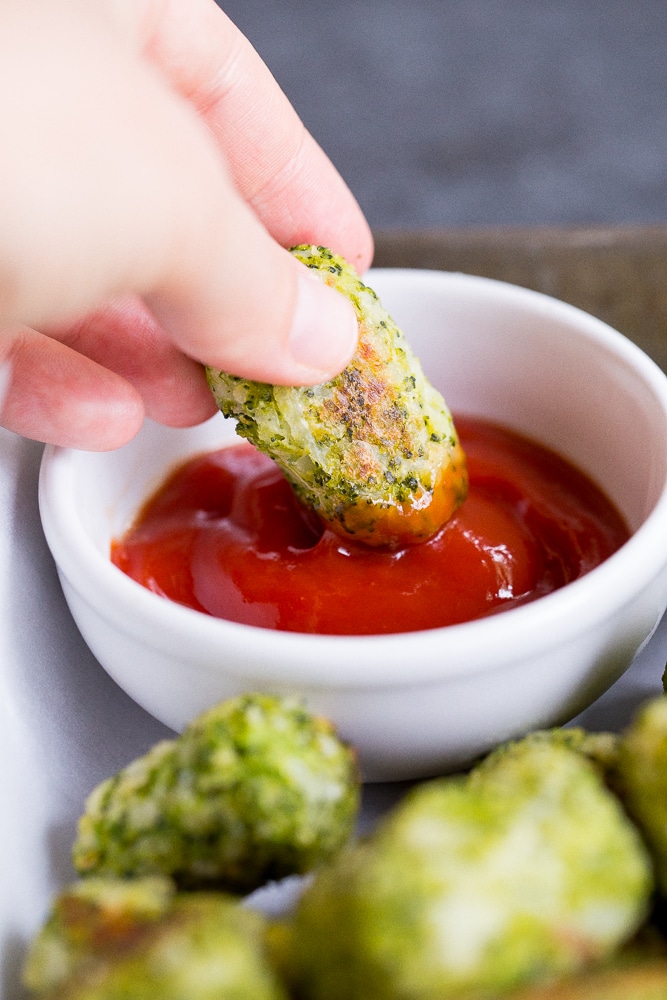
[289,270,358,377]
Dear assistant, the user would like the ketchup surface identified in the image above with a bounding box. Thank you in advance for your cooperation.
[111,417,629,635]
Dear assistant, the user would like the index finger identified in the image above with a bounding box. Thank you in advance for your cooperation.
[127,0,373,271]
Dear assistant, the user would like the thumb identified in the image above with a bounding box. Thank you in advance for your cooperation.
[143,181,360,384]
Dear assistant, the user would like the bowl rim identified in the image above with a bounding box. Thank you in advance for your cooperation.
[38,271,667,690]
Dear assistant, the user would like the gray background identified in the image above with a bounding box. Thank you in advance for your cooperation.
[217,1,667,231]
[3,7,667,995]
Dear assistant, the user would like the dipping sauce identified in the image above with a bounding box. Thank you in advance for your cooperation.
[111,417,629,635]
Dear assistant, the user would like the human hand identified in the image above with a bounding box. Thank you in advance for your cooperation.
[0,0,373,449]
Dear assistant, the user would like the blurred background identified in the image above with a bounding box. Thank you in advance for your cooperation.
[217,0,667,232]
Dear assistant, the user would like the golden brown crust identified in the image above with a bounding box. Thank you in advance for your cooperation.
[206,246,468,547]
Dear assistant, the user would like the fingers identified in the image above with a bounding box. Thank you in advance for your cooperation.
[44,297,218,429]
[0,0,372,448]
[0,0,360,388]
[141,181,361,383]
[0,298,219,449]
[134,0,374,272]
[0,326,145,450]
[130,0,373,378]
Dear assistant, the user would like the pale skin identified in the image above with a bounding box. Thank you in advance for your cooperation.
[0,0,373,449]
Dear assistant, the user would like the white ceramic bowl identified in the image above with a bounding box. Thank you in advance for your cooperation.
[39,270,667,781]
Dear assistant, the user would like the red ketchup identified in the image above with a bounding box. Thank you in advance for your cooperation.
[111,417,629,635]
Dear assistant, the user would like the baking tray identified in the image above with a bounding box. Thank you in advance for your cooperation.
[374,224,667,372]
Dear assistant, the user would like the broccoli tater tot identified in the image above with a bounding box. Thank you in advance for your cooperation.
[616,695,667,894]
[206,245,467,547]
[23,877,176,996]
[292,742,652,1000]
[23,877,286,1000]
[72,694,359,893]
[478,726,621,782]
